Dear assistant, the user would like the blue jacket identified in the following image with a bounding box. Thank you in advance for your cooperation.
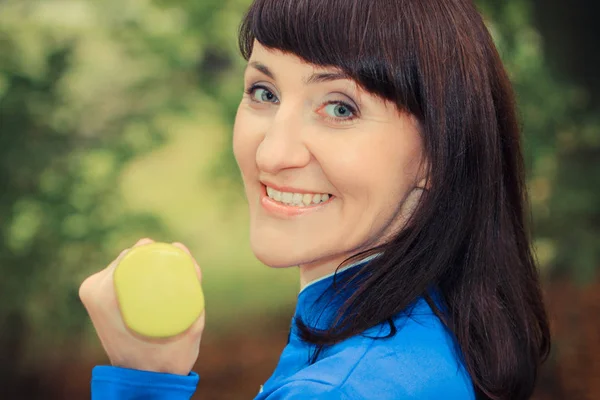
[92,259,475,399]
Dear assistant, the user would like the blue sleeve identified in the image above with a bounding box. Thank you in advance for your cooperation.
[92,366,199,400]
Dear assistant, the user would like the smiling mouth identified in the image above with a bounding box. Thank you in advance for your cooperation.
[265,185,333,207]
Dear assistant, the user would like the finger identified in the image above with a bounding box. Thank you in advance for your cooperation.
[133,237,154,247]
[104,248,132,275]
[80,238,153,296]
[88,248,132,309]
[79,272,100,306]
[104,238,153,277]
[103,237,153,278]
[79,247,130,305]
[172,242,202,282]
[171,242,191,254]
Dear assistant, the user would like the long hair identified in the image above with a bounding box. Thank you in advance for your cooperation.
[238,1,551,399]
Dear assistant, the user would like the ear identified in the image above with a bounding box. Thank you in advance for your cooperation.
[416,156,431,190]
[395,186,425,230]
[416,176,430,191]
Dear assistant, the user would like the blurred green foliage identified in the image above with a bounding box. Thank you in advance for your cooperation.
[0,0,597,375]
[477,1,600,281]
[0,0,248,370]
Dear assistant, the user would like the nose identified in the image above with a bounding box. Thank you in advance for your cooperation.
[255,107,311,174]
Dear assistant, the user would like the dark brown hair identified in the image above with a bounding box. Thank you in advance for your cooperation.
[238,0,551,399]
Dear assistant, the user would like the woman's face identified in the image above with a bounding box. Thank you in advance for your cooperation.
[234,42,426,276]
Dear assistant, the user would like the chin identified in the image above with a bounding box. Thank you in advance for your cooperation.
[249,231,313,268]
[251,245,298,268]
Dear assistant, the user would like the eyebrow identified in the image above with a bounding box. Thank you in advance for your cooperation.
[248,61,351,85]
[249,61,275,80]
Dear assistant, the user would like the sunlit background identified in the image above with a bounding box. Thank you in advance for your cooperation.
[0,0,598,399]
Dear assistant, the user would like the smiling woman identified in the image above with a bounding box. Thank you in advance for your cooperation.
[235,43,427,285]
[80,0,551,399]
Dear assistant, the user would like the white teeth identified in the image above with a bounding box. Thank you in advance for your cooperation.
[302,194,313,206]
[292,193,303,205]
[266,186,331,207]
[281,192,293,203]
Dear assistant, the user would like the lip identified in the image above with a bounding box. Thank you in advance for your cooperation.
[259,184,334,218]
[259,179,331,196]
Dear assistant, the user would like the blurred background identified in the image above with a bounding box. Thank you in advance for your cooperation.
[0,0,598,399]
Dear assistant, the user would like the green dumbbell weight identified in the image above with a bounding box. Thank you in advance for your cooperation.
[113,242,204,338]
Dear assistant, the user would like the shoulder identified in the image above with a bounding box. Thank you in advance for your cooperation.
[262,379,351,399]
[293,299,475,399]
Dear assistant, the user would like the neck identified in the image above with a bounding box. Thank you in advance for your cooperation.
[298,252,381,292]
[299,257,342,291]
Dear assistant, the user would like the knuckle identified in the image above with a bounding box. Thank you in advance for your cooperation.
[78,276,94,303]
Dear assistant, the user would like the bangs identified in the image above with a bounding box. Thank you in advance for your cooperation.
[238,0,423,116]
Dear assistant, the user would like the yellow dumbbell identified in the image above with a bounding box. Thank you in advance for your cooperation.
[113,242,204,338]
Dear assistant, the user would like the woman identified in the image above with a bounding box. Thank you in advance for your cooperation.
[79,0,551,398]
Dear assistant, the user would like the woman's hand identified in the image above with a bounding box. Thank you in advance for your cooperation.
[79,238,205,376]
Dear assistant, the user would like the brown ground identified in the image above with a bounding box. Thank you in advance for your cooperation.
[2,278,599,400]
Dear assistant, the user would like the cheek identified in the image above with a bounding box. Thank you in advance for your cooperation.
[318,139,411,201]
[316,132,422,229]
[233,107,259,175]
